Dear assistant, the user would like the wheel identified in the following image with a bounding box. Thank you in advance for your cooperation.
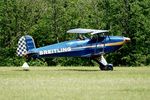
[106,64,113,71]
[99,64,113,71]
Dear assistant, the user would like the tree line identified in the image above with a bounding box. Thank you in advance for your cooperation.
[0,0,150,66]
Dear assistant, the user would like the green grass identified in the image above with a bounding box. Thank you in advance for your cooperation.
[0,66,150,100]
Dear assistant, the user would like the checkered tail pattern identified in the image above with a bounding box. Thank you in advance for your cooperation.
[17,36,27,56]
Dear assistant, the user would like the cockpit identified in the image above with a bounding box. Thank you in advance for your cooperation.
[77,34,105,43]
[67,28,109,43]
[90,34,105,42]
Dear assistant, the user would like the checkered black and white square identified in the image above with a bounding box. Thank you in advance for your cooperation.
[17,36,27,56]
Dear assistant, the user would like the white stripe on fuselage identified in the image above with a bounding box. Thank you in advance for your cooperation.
[72,41,124,50]
[72,44,104,50]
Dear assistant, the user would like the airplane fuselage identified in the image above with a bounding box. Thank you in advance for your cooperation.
[29,36,129,58]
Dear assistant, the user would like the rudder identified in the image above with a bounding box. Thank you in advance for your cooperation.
[17,35,36,57]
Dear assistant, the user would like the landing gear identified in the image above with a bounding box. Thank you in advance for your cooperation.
[100,64,113,71]
[93,55,113,71]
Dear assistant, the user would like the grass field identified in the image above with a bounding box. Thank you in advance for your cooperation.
[0,66,150,100]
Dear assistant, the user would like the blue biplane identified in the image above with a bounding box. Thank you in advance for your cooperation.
[17,28,130,70]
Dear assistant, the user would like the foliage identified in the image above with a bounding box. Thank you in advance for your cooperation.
[0,0,150,66]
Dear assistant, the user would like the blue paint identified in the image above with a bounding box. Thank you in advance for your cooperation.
[25,35,36,50]
[28,36,125,58]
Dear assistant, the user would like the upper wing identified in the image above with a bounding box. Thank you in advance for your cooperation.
[67,28,109,35]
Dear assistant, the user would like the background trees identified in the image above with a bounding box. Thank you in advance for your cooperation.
[0,0,150,66]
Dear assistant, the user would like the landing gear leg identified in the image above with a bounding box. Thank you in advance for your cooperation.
[93,55,113,71]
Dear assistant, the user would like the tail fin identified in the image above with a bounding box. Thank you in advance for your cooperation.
[17,35,36,57]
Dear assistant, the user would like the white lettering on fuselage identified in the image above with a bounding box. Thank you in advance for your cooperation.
[39,47,72,55]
